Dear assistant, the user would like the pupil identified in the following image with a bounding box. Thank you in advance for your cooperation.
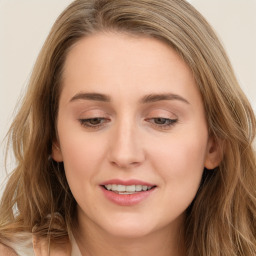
[155,118,166,124]
[91,118,101,125]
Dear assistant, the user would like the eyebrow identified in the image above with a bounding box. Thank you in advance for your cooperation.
[69,92,189,104]
[70,92,111,102]
[140,93,190,104]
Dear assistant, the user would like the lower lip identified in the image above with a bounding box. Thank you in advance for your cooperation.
[100,186,156,206]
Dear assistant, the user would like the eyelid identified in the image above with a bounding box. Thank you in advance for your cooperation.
[144,108,178,130]
[79,117,111,129]
[144,117,178,131]
[145,117,178,124]
[78,108,109,117]
[77,108,112,130]
[145,108,177,119]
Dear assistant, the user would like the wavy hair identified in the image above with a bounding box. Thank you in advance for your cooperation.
[0,0,255,255]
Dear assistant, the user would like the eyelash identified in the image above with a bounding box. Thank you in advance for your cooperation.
[78,117,178,130]
[79,118,110,129]
[146,117,178,130]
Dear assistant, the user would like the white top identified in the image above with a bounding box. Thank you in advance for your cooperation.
[7,233,82,256]
[70,235,82,256]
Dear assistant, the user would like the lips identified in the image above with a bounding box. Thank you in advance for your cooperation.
[100,179,157,206]
[101,179,155,186]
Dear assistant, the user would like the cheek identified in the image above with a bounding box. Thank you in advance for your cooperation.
[149,128,208,189]
[151,134,207,214]
[57,121,107,185]
[58,132,108,210]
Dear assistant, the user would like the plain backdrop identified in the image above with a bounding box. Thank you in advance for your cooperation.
[0,0,256,195]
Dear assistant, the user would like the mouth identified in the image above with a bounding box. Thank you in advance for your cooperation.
[101,184,156,194]
[100,179,157,206]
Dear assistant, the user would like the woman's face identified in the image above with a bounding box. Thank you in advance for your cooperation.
[53,32,220,238]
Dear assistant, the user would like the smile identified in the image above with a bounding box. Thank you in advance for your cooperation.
[100,179,157,205]
[103,184,154,194]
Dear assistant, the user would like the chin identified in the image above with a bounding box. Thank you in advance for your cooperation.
[100,215,162,239]
[105,225,154,239]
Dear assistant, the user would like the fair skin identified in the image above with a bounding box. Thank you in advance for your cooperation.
[53,32,221,256]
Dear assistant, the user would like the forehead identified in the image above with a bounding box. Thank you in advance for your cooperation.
[60,32,201,107]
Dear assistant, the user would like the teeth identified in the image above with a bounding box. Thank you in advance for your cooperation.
[135,185,142,191]
[117,185,126,192]
[142,185,148,191]
[106,184,112,190]
[126,185,135,192]
[104,184,153,193]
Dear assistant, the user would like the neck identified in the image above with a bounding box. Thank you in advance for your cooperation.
[73,214,186,256]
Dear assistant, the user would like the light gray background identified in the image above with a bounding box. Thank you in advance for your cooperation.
[1,0,256,194]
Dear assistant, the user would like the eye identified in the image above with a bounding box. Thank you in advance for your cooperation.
[79,117,110,129]
[146,117,178,130]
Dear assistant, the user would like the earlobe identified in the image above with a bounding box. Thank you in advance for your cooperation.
[52,143,63,162]
[204,136,223,170]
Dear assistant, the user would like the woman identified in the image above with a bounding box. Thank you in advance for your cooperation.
[0,0,255,255]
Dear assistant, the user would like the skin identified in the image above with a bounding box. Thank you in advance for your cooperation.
[53,32,221,256]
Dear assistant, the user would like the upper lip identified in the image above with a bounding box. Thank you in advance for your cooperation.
[100,179,156,186]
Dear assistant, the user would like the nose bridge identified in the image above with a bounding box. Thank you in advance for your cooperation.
[108,115,144,168]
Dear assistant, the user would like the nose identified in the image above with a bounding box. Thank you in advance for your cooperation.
[108,119,145,169]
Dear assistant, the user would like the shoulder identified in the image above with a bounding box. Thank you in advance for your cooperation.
[0,243,18,256]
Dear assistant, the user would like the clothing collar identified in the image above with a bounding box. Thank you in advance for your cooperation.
[32,234,82,256]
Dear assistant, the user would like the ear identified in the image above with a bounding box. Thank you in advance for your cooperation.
[52,142,63,162]
[204,136,223,170]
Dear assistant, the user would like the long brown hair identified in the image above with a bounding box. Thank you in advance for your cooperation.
[1,0,255,255]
